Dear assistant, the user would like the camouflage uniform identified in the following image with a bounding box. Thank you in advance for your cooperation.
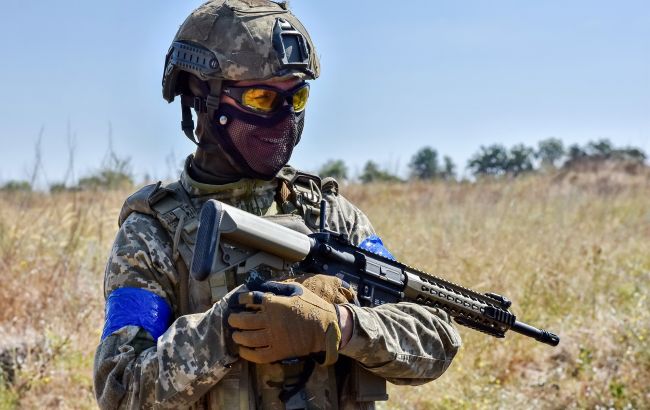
[93,158,461,409]
[95,1,461,407]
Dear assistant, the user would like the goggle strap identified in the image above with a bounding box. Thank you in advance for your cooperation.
[180,80,222,113]
[206,80,223,119]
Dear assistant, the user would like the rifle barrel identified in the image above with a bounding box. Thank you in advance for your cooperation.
[511,321,560,346]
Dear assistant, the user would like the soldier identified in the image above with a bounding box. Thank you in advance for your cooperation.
[93,1,461,409]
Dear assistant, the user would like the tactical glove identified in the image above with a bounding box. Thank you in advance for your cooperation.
[228,281,341,365]
[285,274,356,304]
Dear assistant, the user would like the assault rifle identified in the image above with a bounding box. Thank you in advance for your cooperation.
[191,199,559,347]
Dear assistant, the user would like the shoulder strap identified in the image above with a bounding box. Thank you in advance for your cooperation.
[149,182,245,310]
[275,166,324,228]
[118,182,162,227]
[321,176,339,196]
[146,181,198,265]
[118,181,199,315]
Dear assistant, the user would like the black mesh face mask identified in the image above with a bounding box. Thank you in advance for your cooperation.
[207,102,305,180]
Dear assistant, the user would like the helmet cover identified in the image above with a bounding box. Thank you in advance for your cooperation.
[162,0,320,102]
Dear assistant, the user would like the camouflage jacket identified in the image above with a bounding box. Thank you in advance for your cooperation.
[93,159,461,409]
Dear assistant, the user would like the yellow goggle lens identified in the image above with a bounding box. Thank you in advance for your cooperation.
[239,84,309,113]
[242,88,279,112]
[292,86,309,112]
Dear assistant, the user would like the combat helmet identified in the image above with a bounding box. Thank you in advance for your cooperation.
[162,0,320,143]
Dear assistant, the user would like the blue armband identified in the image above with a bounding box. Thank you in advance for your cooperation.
[359,235,396,261]
[101,287,173,341]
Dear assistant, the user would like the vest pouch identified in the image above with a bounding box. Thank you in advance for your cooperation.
[352,364,388,403]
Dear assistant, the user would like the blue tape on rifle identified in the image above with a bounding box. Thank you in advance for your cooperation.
[359,235,396,261]
[101,287,172,341]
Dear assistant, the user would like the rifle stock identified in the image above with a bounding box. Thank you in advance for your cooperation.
[191,199,559,347]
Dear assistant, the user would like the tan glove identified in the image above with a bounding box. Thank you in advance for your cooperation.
[286,274,356,304]
[228,281,341,365]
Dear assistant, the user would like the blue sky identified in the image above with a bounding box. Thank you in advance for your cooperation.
[1,0,648,185]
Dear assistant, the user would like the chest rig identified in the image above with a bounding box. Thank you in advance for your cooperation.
[118,168,386,409]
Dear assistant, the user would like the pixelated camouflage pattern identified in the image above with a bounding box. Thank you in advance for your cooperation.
[174,0,320,82]
[340,304,461,383]
[93,157,461,409]
[180,169,280,217]
[94,294,238,409]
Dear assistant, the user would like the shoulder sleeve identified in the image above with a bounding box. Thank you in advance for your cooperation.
[339,303,461,385]
[323,191,462,385]
[324,193,376,246]
[94,212,237,409]
[103,212,177,308]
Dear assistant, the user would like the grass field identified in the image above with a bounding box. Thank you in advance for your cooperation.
[0,169,649,409]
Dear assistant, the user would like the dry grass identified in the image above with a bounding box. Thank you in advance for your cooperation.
[1,170,649,408]
[0,191,121,409]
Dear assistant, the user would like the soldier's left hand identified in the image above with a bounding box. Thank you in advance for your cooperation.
[283,274,356,304]
[228,281,341,365]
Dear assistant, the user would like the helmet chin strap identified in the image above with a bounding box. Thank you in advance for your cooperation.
[181,104,198,144]
[180,79,223,145]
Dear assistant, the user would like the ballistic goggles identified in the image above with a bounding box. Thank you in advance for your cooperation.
[222,82,309,114]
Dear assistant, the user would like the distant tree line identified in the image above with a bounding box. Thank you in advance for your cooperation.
[317,138,647,183]
[466,138,645,178]
[0,122,136,194]
[1,137,646,193]
[1,150,134,193]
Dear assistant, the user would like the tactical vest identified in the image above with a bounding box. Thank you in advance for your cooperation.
[118,167,387,410]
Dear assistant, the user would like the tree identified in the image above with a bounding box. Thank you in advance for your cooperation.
[359,161,379,184]
[441,156,456,180]
[615,147,646,163]
[409,147,439,180]
[77,155,133,191]
[49,182,68,194]
[586,139,614,159]
[536,138,565,168]
[567,144,586,162]
[506,144,535,176]
[359,161,401,184]
[467,144,508,177]
[0,180,32,192]
[564,140,647,170]
[319,159,348,181]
